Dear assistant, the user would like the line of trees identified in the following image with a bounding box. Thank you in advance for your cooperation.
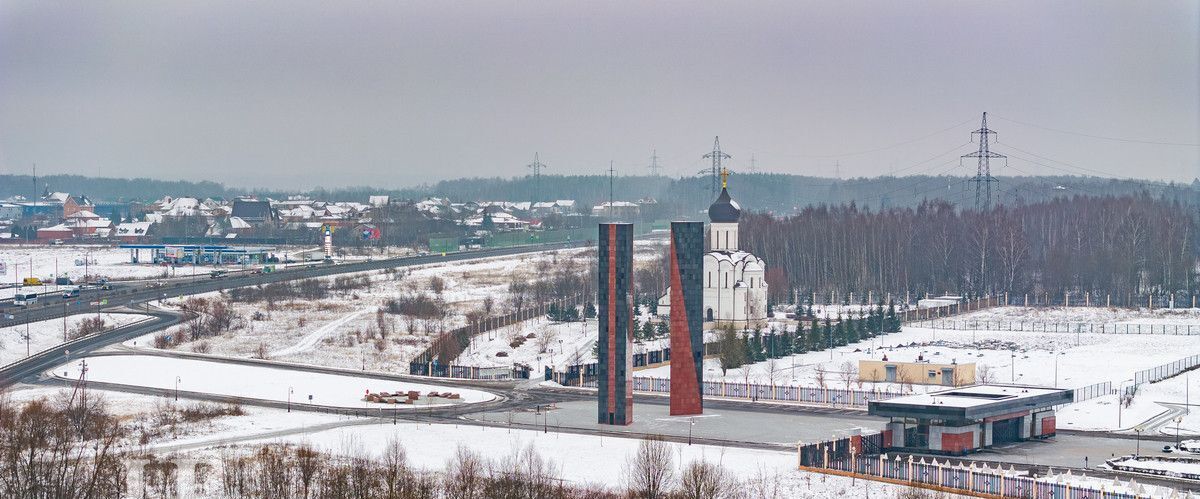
[717,304,901,374]
[742,194,1198,300]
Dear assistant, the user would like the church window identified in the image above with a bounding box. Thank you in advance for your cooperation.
[724,231,729,249]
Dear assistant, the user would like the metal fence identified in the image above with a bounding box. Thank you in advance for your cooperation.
[813,454,1151,499]
[914,319,1200,336]
[1071,381,1113,404]
[582,376,906,407]
[410,294,582,366]
[800,437,1153,499]
[1134,354,1200,386]
[408,362,530,380]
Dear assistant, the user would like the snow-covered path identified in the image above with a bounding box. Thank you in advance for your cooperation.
[269,308,369,358]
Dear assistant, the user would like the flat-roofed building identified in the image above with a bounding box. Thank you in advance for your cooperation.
[868,384,1071,455]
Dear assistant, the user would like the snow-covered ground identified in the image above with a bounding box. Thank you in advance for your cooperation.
[0,245,225,284]
[0,312,150,367]
[58,354,496,408]
[1108,455,1200,476]
[455,316,596,372]
[247,421,922,496]
[943,306,1200,326]
[639,321,1199,390]
[133,243,664,373]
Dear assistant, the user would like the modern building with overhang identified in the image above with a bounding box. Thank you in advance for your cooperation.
[868,384,1072,455]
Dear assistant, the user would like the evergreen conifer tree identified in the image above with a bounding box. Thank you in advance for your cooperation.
[886,301,901,332]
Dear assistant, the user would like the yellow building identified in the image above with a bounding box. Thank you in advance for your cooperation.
[859,358,975,387]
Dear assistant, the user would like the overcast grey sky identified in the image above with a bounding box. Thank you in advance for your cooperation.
[1,1,1197,190]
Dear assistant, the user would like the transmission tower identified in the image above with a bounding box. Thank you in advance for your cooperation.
[526,152,548,203]
[749,154,758,174]
[647,149,663,176]
[963,112,1005,211]
[700,136,731,194]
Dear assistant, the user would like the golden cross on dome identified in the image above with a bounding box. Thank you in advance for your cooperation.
[720,167,730,189]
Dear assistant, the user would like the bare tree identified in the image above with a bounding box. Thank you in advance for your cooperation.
[294,445,323,499]
[535,325,559,354]
[677,460,735,499]
[976,363,995,384]
[625,437,675,499]
[838,360,858,390]
[764,358,780,386]
[444,446,485,499]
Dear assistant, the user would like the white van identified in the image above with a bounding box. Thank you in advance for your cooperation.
[14,293,38,306]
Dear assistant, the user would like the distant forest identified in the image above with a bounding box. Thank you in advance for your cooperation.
[1,172,1196,216]
[742,194,1198,300]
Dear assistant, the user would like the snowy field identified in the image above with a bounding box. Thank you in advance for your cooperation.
[135,243,664,373]
[454,316,596,372]
[945,305,1200,326]
[638,319,1200,390]
[248,422,923,497]
[0,312,149,367]
[57,354,496,408]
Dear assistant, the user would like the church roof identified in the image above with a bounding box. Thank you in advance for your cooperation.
[708,187,741,223]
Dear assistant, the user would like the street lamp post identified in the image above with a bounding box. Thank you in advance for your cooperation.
[1011,350,1016,383]
[288,387,294,413]
[175,376,181,401]
[689,417,695,446]
[1118,379,1135,429]
[1176,416,1184,448]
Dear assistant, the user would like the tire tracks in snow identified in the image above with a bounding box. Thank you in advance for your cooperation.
[269,308,369,358]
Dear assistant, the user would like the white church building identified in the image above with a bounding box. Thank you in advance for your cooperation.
[657,174,768,326]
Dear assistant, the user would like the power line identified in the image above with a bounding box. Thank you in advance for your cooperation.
[739,117,976,159]
[993,115,1200,147]
[995,139,1176,188]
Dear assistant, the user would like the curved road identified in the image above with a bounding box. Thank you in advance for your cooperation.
[1,240,592,328]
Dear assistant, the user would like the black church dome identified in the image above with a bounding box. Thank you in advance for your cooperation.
[707,187,741,223]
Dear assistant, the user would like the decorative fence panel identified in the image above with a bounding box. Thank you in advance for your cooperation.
[409,362,530,380]
[800,439,1155,499]
[914,319,1200,336]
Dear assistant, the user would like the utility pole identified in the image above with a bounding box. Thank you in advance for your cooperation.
[647,149,663,176]
[527,152,548,204]
[964,112,1005,212]
[701,136,731,195]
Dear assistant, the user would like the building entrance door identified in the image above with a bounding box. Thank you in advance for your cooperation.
[992,417,1022,444]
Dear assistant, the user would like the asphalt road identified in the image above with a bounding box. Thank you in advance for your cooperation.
[0,240,590,327]
[0,305,185,389]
